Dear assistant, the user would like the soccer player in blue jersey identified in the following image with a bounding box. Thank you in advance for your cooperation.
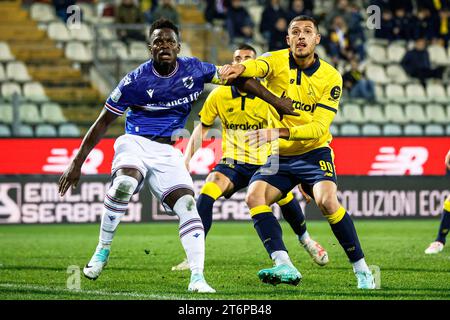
[57,19,295,293]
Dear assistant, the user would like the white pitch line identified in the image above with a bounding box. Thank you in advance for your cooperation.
[0,283,213,300]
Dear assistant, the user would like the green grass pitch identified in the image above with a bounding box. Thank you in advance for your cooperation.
[1,220,450,300]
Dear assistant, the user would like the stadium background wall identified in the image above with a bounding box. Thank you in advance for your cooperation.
[0,175,448,224]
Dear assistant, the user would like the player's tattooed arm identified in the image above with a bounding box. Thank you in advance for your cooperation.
[58,109,118,196]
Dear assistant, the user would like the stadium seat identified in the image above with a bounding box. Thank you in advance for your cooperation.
[405,83,427,103]
[0,63,6,82]
[35,124,58,137]
[1,82,22,100]
[129,41,149,61]
[0,42,15,62]
[428,44,450,66]
[365,64,389,84]
[386,43,406,63]
[23,82,48,102]
[363,105,386,124]
[374,85,386,102]
[6,62,32,82]
[98,27,117,41]
[425,104,448,124]
[0,124,11,137]
[446,124,450,135]
[342,103,365,124]
[403,124,424,136]
[69,23,94,42]
[110,41,129,60]
[65,41,93,63]
[426,83,447,103]
[384,103,408,124]
[47,22,71,42]
[340,124,361,136]
[333,107,345,124]
[424,124,444,135]
[59,123,80,137]
[30,3,56,23]
[41,102,66,124]
[385,65,409,84]
[405,104,428,123]
[16,124,34,137]
[385,84,406,103]
[78,3,97,23]
[0,103,13,124]
[329,124,339,136]
[19,103,42,124]
[382,124,402,136]
[361,124,381,136]
[367,45,387,64]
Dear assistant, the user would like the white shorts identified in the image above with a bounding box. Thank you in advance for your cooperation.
[111,134,194,209]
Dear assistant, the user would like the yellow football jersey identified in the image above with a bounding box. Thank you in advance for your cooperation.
[241,48,343,156]
[198,85,273,165]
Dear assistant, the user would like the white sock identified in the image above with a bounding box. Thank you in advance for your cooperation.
[174,195,205,276]
[299,230,311,245]
[99,175,138,247]
[270,250,294,267]
[352,258,370,273]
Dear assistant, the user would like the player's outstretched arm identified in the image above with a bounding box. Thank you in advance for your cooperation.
[58,109,118,196]
[232,77,298,120]
[184,123,210,170]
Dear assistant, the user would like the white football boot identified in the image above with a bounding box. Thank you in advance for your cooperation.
[83,245,110,280]
[188,274,216,293]
[171,258,190,271]
[302,238,329,266]
[425,241,444,254]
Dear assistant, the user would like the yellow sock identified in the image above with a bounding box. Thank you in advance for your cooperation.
[326,206,346,224]
[199,182,222,200]
[249,205,272,217]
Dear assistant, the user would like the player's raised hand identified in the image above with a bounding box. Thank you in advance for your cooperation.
[219,64,245,82]
[245,129,279,148]
[58,162,82,197]
[271,94,298,120]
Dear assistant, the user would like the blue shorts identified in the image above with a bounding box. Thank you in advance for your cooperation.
[249,147,338,197]
[212,158,260,198]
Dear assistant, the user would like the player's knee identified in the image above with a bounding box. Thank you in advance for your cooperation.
[316,193,340,216]
[111,175,139,201]
[245,191,265,209]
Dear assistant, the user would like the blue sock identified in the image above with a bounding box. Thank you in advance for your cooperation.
[196,194,215,237]
[436,209,450,244]
[279,199,307,238]
[251,208,287,257]
[329,212,364,263]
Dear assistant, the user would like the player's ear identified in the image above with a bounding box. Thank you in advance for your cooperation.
[176,42,181,54]
[315,33,321,45]
[286,34,290,46]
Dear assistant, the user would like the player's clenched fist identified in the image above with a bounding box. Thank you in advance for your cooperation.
[58,162,81,196]
[219,64,245,82]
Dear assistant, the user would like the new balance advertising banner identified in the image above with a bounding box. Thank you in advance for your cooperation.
[0,175,448,224]
[0,137,449,175]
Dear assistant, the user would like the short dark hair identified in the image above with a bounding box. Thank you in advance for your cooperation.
[236,43,257,55]
[149,18,179,40]
[288,15,319,33]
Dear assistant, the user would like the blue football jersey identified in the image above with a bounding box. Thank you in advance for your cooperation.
[104,57,220,137]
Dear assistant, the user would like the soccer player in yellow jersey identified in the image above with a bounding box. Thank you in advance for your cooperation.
[172,44,328,274]
[425,149,450,254]
[220,15,376,289]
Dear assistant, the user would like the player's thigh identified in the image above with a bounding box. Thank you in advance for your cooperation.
[146,146,194,211]
[111,135,148,194]
[205,171,234,196]
[246,180,283,207]
[313,180,340,215]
